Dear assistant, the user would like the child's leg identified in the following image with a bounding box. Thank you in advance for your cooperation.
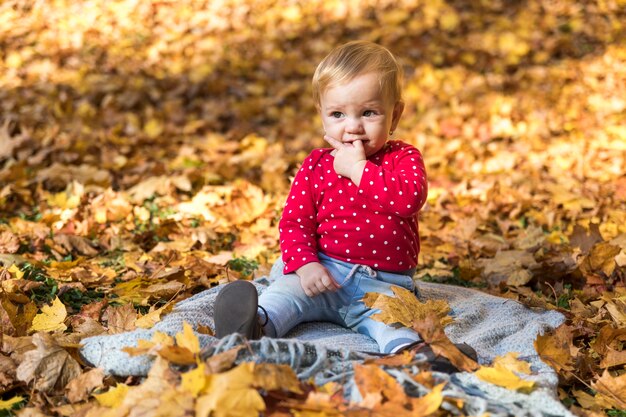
[341,267,423,353]
[259,271,349,337]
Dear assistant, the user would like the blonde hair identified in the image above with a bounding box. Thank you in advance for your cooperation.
[312,40,404,107]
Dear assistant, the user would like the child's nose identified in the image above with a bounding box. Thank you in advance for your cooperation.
[345,118,364,134]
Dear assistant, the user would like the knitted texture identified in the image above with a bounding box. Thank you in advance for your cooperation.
[79,260,572,416]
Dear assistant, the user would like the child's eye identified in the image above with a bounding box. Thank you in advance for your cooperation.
[331,111,343,118]
[363,110,376,117]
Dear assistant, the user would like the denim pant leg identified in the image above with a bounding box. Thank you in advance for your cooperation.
[258,271,350,338]
[322,256,422,353]
[261,255,422,353]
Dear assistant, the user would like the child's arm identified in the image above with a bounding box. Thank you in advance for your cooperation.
[325,137,427,217]
[279,151,324,274]
[296,262,341,297]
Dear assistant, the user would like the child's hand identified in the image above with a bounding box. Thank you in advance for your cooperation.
[324,135,367,184]
[296,262,341,297]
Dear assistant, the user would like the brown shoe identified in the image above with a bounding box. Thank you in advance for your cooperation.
[214,280,266,339]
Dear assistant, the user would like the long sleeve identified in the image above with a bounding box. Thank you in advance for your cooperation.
[278,152,324,273]
[357,144,427,217]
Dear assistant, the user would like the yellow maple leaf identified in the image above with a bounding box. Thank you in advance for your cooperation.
[135,302,173,328]
[29,297,67,332]
[8,264,24,279]
[409,382,445,415]
[181,363,208,398]
[475,354,535,392]
[122,331,174,356]
[196,362,265,417]
[94,383,131,408]
[362,286,452,328]
[0,396,24,411]
[492,352,532,374]
[176,322,200,354]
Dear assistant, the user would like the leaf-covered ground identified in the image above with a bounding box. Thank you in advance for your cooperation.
[0,0,625,415]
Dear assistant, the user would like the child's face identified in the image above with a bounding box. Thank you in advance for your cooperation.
[319,72,404,157]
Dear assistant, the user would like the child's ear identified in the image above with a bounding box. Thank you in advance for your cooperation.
[390,101,405,131]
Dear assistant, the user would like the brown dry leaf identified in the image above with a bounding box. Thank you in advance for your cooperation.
[15,332,81,393]
[253,363,303,394]
[104,303,137,334]
[569,224,603,254]
[579,242,621,280]
[592,324,626,356]
[354,363,405,402]
[534,325,575,372]
[77,299,109,321]
[52,234,99,257]
[354,363,444,416]
[603,297,626,326]
[411,313,479,372]
[600,346,626,368]
[204,346,243,374]
[0,355,17,391]
[158,345,197,365]
[65,367,105,403]
[479,250,538,286]
[591,370,626,410]
[0,230,20,253]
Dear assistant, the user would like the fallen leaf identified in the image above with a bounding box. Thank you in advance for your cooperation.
[181,363,208,397]
[29,297,68,333]
[0,230,20,253]
[252,363,303,394]
[363,285,452,328]
[65,368,105,403]
[94,383,131,407]
[479,250,538,286]
[204,346,243,373]
[158,345,197,365]
[475,353,535,391]
[534,325,575,372]
[408,382,445,416]
[16,332,81,393]
[0,355,17,391]
[135,301,174,328]
[591,370,626,410]
[411,313,480,372]
[599,347,626,369]
[53,234,99,256]
[0,396,24,411]
[196,362,265,417]
[175,322,201,355]
[104,303,137,334]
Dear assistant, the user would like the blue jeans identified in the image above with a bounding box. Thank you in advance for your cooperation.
[259,253,422,353]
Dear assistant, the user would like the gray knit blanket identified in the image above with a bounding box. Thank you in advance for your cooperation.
[80,261,572,416]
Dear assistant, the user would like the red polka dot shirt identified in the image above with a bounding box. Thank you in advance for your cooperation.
[279,140,428,274]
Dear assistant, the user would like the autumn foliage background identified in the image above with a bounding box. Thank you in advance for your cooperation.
[0,0,625,415]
